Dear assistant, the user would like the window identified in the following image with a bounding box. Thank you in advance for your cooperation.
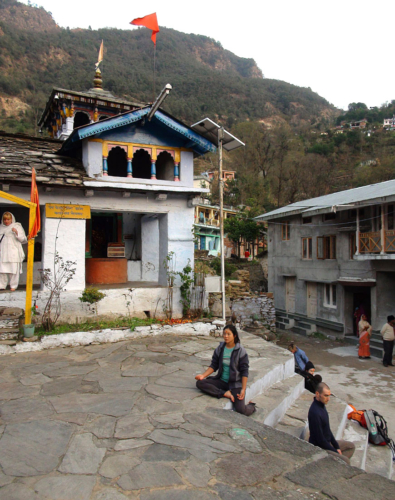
[302,217,312,224]
[388,204,394,230]
[323,213,336,221]
[317,235,336,259]
[302,238,313,259]
[324,284,337,308]
[282,221,290,240]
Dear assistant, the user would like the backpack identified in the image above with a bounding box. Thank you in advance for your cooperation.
[348,405,395,460]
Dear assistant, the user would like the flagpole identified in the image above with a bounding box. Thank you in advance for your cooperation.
[153,44,156,102]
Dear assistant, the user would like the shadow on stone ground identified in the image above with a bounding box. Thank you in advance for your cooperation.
[0,334,394,499]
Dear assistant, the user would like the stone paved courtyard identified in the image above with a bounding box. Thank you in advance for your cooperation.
[0,333,394,500]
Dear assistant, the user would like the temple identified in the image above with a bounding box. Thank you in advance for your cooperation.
[0,69,215,320]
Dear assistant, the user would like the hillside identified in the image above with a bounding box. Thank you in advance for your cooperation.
[0,0,337,135]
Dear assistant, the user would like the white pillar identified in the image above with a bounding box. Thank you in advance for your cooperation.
[42,215,86,291]
[158,215,168,287]
[141,215,159,282]
[355,208,360,255]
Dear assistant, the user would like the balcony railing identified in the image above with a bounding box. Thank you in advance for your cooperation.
[196,218,220,227]
[359,230,395,253]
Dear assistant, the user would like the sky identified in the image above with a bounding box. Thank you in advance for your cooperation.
[21,0,394,111]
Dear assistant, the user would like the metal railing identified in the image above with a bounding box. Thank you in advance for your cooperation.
[196,218,220,227]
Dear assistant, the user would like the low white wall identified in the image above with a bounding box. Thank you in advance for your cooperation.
[0,286,182,322]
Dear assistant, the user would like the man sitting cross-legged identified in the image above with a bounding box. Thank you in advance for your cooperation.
[308,382,355,464]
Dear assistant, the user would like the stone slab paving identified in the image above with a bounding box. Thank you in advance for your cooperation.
[0,333,394,499]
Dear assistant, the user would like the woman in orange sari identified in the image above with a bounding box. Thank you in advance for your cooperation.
[358,314,372,359]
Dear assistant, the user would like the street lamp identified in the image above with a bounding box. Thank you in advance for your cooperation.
[191,118,245,320]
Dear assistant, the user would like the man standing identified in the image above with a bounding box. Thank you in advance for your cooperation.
[380,315,395,367]
[308,382,355,464]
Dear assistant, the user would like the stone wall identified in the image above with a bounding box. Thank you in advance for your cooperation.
[231,293,275,328]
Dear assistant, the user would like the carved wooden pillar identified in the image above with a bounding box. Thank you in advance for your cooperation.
[151,160,156,180]
[127,158,133,178]
[174,162,180,181]
[103,156,108,176]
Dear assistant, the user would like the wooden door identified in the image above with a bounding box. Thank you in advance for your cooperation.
[285,277,296,313]
[307,282,317,318]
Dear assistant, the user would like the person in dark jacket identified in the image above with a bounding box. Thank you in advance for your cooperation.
[308,382,355,464]
[195,325,256,416]
[303,361,322,394]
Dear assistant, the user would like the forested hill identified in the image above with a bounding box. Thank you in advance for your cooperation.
[0,0,337,135]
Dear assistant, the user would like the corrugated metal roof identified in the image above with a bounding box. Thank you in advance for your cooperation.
[255,179,395,221]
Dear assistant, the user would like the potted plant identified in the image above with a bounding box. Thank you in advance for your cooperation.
[23,306,39,338]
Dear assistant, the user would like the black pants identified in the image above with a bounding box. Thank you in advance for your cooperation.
[383,340,394,366]
[196,377,255,416]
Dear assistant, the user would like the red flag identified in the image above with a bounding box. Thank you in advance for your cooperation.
[130,13,159,45]
[28,168,41,240]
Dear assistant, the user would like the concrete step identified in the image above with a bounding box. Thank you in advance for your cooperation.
[274,392,348,444]
[222,335,295,411]
[251,374,305,427]
[342,419,368,470]
[365,442,393,479]
[291,326,308,336]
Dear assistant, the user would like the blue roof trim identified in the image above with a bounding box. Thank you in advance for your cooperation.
[61,107,217,155]
[154,111,217,154]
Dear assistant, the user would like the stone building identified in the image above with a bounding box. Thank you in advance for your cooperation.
[255,180,395,339]
[0,73,216,320]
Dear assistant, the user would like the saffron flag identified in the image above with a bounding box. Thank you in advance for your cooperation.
[28,168,41,240]
[95,40,104,69]
[130,13,159,45]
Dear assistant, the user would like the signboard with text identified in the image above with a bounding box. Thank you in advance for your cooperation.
[45,204,91,219]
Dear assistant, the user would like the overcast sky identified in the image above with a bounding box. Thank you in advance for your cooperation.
[21,0,394,111]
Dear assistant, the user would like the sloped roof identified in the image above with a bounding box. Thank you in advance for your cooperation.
[0,131,90,188]
[60,107,217,156]
[255,179,395,221]
[38,87,144,127]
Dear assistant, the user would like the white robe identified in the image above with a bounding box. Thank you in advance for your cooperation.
[0,213,27,275]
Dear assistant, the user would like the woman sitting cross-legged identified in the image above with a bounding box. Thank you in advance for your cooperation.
[195,325,256,416]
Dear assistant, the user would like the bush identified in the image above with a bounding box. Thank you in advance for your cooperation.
[210,257,237,278]
[79,287,106,305]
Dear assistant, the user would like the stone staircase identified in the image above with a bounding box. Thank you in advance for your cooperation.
[344,331,383,359]
[249,364,393,480]
[0,306,23,344]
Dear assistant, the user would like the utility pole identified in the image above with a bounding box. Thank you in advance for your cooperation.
[218,127,226,320]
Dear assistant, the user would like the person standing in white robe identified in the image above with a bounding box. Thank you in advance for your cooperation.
[0,212,27,291]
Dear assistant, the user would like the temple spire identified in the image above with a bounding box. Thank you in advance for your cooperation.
[93,68,103,91]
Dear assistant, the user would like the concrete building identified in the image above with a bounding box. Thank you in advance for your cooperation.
[383,116,395,130]
[193,199,237,256]
[0,75,216,321]
[255,180,395,339]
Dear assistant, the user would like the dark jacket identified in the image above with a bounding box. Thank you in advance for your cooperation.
[308,397,339,453]
[304,372,322,394]
[209,342,249,389]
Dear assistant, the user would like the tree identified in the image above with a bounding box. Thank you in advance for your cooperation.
[224,213,261,257]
